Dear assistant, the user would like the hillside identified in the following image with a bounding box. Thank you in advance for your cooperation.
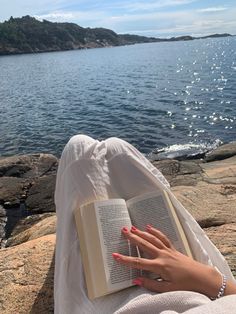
[0,15,232,55]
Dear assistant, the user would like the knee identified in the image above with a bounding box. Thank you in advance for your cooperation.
[63,134,96,157]
[68,134,93,146]
[105,137,130,157]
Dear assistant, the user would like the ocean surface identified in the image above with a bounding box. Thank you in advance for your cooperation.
[0,36,235,159]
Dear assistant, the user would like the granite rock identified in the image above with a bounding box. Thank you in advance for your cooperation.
[6,214,56,247]
[0,154,58,179]
[205,223,236,277]
[0,154,58,245]
[0,235,55,314]
[26,175,56,213]
[205,142,236,162]
[0,153,58,207]
[0,177,28,206]
[153,159,202,186]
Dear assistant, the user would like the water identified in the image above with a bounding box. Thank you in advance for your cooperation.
[0,37,235,158]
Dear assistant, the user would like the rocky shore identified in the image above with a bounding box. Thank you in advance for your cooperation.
[0,143,236,313]
[0,16,232,56]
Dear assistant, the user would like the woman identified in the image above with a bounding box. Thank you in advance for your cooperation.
[54,135,236,314]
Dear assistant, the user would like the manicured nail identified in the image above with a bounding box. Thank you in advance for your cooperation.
[146,224,152,230]
[112,253,121,260]
[133,278,142,286]
[122,227,129,233]
[131,226,137,232]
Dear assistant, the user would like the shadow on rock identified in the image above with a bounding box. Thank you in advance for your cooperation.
[30,251,55,314]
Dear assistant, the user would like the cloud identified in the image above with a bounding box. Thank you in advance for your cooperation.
[104,6,236,36]
[38,5,235,37]
[35,12,75,21]
[34,9,108,24]
[198,7,228,13]
[1,0,235,37]
[115,0,197,12]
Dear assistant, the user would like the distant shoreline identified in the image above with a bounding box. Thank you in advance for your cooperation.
[0,15,233,56]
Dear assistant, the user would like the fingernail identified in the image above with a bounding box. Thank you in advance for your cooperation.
[112,253,121,260]
[122,227,129,233]
[146,224,152,230]
[131,226,137,232]
[133,278,142,286]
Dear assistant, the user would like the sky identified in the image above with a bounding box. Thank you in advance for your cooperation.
[0,0,236,37]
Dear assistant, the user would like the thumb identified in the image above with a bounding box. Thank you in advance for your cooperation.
[135,277,175,293]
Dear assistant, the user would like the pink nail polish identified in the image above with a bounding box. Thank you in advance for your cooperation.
[133,278,142,286]
[146,224,152,230]
[112,253,121,260]
[131,226,137,231]
[122,227,129,233]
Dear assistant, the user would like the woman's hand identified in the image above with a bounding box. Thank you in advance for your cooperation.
[112,225,229,299]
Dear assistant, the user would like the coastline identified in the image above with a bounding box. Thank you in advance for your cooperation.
[0,16,232,56]
[0,142,235,312]
[0,33,232,56]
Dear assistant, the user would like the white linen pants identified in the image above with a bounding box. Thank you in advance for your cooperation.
[54,135,235,314]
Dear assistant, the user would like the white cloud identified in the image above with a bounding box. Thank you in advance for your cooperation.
[34,10,107,25]
[35,12,75,21]
[116,0,197,12]
[198,7,227,13]
[0,0,86,22]
[105,7,236,36]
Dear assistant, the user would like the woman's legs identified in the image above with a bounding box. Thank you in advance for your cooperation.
[54,135,167,313]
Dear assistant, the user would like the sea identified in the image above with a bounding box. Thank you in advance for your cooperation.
[0,36,235,160]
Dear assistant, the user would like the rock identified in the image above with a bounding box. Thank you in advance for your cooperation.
[0,177,28,206]
[0,146,235,314]
[205,223,236,277]
[172,181,236,226]
[0,154,58,178]
[153,159,202,187]
[6,213,54,237]
[154,151,236,226]
[0,234,55,314]
[6,214,56,247]
[26,174,56,213]
[0,153,58,248]
[205,142,236,162]
[201,156,236,185]
[0,206,7,248]
[155,152,236,280]
[0,153,58,207]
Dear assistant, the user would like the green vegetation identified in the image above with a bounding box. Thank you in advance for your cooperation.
[0,15,232,55]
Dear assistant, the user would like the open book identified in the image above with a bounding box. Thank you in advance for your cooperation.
[74,190,192,300]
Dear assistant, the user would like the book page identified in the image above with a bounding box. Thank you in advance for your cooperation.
[95,199,140,292]
[127,191,189,255]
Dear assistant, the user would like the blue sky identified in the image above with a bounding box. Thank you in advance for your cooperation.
[1,0,236,37]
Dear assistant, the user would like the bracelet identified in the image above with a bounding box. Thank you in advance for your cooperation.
[217,274,227,299]
[211,273,227,300]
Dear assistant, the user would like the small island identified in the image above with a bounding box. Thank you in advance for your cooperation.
[0,15,232,55]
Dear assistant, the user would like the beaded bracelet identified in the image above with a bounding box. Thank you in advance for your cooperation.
[217,274,227,298]
[211,273,227,300]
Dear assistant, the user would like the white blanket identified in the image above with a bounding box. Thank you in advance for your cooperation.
[54,135,236,314]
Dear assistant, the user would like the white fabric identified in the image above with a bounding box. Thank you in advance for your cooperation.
[54,135,236,314]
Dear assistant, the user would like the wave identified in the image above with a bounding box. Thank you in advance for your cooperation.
[147,139,222,161]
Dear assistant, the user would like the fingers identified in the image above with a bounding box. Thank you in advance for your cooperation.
[112,253,157,273]
[146,225,174,249]
[130,226,167,250]
[122,227,161,257]
[133,277,176,293]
